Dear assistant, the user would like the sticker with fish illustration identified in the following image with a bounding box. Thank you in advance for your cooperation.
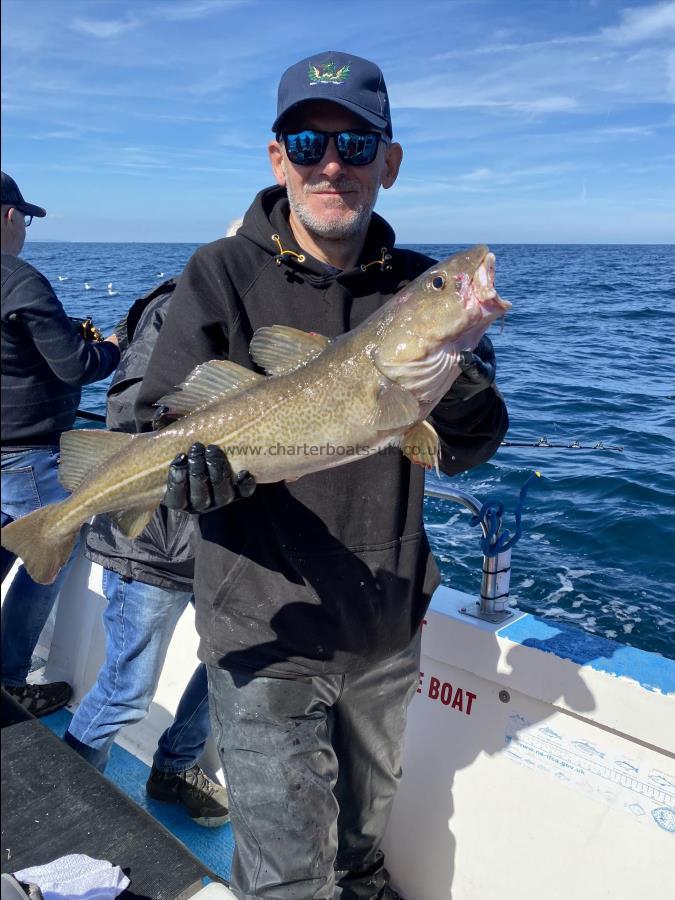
[504,714,675,832]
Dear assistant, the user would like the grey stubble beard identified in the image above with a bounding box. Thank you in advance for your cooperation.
[282,159,380,242]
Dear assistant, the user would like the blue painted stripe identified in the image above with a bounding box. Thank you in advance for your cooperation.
[41,709,235,881]
[499,614,675,694]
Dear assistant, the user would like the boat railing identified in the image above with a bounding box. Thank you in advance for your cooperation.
[424,485,514,624]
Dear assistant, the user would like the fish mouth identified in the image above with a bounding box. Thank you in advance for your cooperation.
[472,250,512,315]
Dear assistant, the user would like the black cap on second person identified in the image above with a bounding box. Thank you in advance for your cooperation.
[273,51,393,138]
[1,172,46,218]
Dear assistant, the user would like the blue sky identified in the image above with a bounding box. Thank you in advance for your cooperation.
[2,0,674,243]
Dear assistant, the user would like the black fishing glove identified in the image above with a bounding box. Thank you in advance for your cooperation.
[446,334,497,401]
[162,442,256,513]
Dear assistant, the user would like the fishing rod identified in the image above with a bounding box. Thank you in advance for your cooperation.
[501,436,624,452]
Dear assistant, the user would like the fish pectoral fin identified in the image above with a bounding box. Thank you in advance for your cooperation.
[59,430,134,492]
[368,382,420,431]
[249,325,330,375]
[157,360,265,417]
[108,505,157,539]
[400,420,441,475]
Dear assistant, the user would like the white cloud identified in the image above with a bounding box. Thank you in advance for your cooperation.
[459,168,495,182]
[390,77,578,114]
[514,96,579,113]
[457,163,572,186]
[391,6,674,119]
[595,126,654,137]
[70,17,140,39]
[431,34,594,61]
[30,130,82,140]
[216,130,263,150]
[603,1,675,44]
[161,0,248,20]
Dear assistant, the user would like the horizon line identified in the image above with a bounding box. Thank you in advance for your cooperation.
[25,240,674,247]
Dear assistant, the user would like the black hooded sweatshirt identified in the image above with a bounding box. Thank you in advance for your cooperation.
[136,186,508,677]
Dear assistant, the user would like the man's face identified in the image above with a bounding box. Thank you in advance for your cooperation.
[1,206,27,256]
[269,102,402,242]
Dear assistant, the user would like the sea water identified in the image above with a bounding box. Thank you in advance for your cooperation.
[21,241,675,659]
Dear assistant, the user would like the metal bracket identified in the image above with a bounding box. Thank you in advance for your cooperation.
[460,602,514,625]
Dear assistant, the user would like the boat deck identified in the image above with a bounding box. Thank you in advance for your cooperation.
[40,707,235,883]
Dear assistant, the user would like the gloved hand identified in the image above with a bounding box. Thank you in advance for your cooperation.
[162,442,256,513]
[81,318,105,342]
[447,335,497,401]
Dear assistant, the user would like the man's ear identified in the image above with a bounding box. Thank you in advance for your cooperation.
[381,142,403,190]
[268,140,287,187]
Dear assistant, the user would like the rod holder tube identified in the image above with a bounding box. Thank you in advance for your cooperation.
[480,546,512,615]
[425,485,515,624]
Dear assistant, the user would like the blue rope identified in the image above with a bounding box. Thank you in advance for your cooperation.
[470,471,541,557]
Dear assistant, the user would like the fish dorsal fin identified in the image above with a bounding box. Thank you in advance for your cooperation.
[249,325,330,376]
[59,430,134,492]
[108,505,157,539]
[367,382,420,431]
[157,360,264,417]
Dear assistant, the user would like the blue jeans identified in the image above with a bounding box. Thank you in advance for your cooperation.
[1,446,80,686]
[66,569,210,774]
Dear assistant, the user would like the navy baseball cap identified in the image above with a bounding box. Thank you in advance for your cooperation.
[1,172,46,218]
[273,51,393,138]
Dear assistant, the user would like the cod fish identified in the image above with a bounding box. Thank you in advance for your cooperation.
[1,245,510,585]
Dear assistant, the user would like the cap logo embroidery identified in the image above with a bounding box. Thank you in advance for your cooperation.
[308,61,350,85]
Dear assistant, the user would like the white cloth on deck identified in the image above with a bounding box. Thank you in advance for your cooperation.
[13,854,129,900]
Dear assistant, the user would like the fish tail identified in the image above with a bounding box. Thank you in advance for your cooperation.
[1,502,78,585]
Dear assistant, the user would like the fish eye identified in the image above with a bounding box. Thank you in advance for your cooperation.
[431,274,445,291]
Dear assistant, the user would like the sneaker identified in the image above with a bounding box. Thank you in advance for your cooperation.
[146,763,230,827]
[3,681,72,717]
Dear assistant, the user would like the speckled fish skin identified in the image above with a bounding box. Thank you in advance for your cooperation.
[1,245,510,584]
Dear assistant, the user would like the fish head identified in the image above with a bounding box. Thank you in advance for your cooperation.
[381,245,510,360]
[372,245,511,403]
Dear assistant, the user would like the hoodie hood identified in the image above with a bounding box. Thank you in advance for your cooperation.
[237,185,396,281]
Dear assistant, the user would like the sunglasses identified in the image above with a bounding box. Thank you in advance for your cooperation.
[7,209,33,227]
[281,129,388,167]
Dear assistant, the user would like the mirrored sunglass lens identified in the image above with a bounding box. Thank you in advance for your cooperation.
[337,132,379,165]
[24,215,33,227]
[285,131,326,164]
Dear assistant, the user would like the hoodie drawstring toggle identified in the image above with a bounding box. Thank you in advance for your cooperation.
[272,233,306,266]
[361,248,393,273]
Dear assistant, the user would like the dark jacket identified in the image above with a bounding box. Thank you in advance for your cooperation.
[84,281,195,591]
[1,253,120,447]
[136,186,508,676]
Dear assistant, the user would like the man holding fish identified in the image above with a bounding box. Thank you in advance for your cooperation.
[2,52,509,898]
[138,51,508,898]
